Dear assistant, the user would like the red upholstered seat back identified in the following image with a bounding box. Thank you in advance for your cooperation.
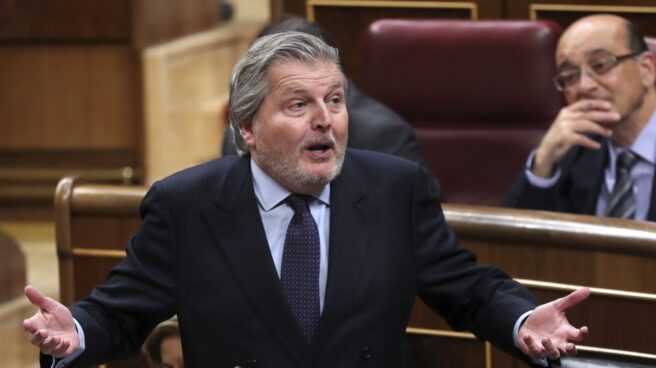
[361,19,564,205]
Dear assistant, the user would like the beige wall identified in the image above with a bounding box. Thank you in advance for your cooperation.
[232,0,270,22]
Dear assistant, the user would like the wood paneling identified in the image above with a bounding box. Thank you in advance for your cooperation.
[0,0,220,47]
[507,0,656,36]
[0,46,137,149]
[410,205,656,366]
[407,330,486,368]
[132,0,222,49]
[0,0,131,41]
[0,0,223,219]
[271,0,307,19]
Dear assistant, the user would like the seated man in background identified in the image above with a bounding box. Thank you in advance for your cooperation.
[143,317,183,368]
[222,16,443,201]
[504,14,656,220]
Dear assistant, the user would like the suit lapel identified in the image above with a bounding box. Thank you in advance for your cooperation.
[305,156,377,362]
[569,144,608,215]
[199,158,307,360]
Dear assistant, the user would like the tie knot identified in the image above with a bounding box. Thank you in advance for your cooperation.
[617,151,639,172]
[286,194,312,214]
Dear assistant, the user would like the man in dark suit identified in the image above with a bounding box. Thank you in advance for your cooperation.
[24,31,589,367]
[221,16,443,201]
[504,15,656,220]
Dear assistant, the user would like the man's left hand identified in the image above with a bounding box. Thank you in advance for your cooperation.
[518,287,591,360]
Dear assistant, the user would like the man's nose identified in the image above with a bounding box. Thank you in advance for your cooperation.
[577,69,600,92]
[311,102,332,131]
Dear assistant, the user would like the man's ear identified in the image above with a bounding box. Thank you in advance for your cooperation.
[638,52,656,87]
[240,121,255,148]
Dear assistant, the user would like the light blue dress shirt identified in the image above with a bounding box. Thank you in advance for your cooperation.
[250,158,331,312]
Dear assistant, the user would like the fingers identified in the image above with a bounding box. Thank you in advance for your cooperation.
[29,329,48,346]
[535,102,618,175]
[541,338,561,360]
[50,338,72,358]
[563,343,577,356]
[579,110,621,126]
[570,99,613,113]
[28,329,71,357]
[566,325,589,343]
[39,335,62,355]
[554,287,591,311]
[551,100,620,139]
[522,335,561,359]
[522,336,583,360]
[555,110,618,138]
[522,335,542,358]
[23,317,38,333]
[24,285,58,312]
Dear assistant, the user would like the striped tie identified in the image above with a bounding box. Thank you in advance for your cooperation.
[606,151,639,219]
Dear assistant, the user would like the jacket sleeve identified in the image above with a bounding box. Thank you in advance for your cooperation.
[412,167,538,356]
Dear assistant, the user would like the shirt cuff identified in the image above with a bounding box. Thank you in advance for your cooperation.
[52,318,86,368]
[513,310,548,367]
[525,150,561,188]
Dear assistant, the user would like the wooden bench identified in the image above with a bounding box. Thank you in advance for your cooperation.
[55,176,656,367]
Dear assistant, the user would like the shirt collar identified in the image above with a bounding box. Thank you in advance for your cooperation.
[607,110,656,165]
[250,158,331,212]
[630,110,656,165]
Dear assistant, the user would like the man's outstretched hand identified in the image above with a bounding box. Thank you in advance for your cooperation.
[518,287,591,360]
[23,285,80,358]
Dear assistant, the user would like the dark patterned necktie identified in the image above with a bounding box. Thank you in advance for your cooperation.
[280,194,320,341]
[606,151,639,219]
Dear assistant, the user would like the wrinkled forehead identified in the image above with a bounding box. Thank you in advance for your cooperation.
[266,58,346,92]
[556,20,628,65]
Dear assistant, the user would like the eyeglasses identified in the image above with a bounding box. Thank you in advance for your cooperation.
[553,51,643,91]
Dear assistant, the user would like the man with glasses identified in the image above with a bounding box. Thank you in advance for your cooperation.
[504,14,656,220]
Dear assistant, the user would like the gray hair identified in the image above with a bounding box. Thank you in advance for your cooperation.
[228,31,345,156]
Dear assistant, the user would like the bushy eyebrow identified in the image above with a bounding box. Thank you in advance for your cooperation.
[326,83,345,95]
[279,82,345,98]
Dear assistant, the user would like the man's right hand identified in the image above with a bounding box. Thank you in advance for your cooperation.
[532,99,620,178]
[23,285,80,358]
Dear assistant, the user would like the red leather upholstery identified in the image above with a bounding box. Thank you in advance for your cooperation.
[361,19,564,205]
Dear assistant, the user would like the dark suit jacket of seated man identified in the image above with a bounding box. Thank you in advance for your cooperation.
[503,14,656,221]
[24,31,589,368]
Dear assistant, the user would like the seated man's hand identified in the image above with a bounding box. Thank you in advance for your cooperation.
[23,285,80,358]
[532,99,619,178]
[518,287,590,360]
